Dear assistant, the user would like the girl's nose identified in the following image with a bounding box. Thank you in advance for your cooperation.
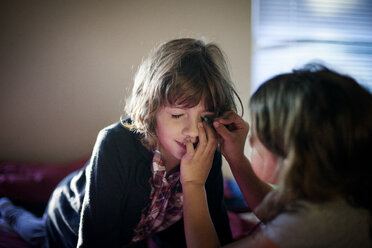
[182,118,199,139]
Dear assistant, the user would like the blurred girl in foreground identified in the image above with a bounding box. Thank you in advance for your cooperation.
[181,64,372,248]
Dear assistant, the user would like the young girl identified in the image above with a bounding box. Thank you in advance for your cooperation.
[0,38,242,247]
[181,64,372,247]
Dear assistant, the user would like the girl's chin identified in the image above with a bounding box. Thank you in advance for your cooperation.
[176,150,186,160]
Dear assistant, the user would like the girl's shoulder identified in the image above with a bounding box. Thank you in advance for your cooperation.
[262,197,371,248]
[97,119,141,144]
[101,118,134,136]
[95,119,152,158]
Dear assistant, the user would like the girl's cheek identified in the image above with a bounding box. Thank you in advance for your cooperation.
[250,149,263,170]
[250,149,269,182]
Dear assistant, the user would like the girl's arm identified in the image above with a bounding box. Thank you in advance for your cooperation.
[224,232,279,248]
[181,120,279,248]
[213,112,273,217]
[182,183,220,248]
[181,121,220,248]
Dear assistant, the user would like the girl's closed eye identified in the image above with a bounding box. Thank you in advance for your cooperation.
[171,114,184,119]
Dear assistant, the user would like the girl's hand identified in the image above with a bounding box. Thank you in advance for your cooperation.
[181,121,221,248]
[213,111,249,165]
[180,121,218,186]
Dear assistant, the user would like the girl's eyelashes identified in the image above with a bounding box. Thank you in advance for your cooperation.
[171,114,184,119]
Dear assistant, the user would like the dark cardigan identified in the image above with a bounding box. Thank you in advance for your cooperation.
[45,120,232,248]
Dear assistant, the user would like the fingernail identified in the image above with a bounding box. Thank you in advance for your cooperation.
[213,121,220,128]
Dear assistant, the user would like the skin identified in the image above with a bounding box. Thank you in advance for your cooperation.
[181,119,220,248]
[213,112,274,214]
[155,102,214,173]
[181,111,279,248]
[249,124,280,184]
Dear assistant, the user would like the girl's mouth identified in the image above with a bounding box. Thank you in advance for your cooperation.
[177,140,199,150]
[176,141,187,151]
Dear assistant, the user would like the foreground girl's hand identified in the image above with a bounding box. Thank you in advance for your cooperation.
[213,111,249,165]
[214,111,273,217]
[180,121,218,186]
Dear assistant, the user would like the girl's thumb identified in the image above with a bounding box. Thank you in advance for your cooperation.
[213,121,229,139]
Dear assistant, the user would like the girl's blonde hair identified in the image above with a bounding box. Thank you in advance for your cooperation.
[250,64,372,221]
[123,38,242,149]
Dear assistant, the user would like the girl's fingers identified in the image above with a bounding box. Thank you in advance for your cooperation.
[214,111,235,124]
[197,122,207,148]
[213,121,230,140]
[185,137,195,156]
[185,121,218,161]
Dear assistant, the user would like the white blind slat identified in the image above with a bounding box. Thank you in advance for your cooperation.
[252,0,372,92]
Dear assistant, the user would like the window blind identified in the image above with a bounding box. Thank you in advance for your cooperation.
[251,0,372,92]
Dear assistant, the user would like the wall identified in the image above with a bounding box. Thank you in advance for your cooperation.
[0,0,251,165]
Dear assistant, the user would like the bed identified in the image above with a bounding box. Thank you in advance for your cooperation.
[0,159,258,247]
